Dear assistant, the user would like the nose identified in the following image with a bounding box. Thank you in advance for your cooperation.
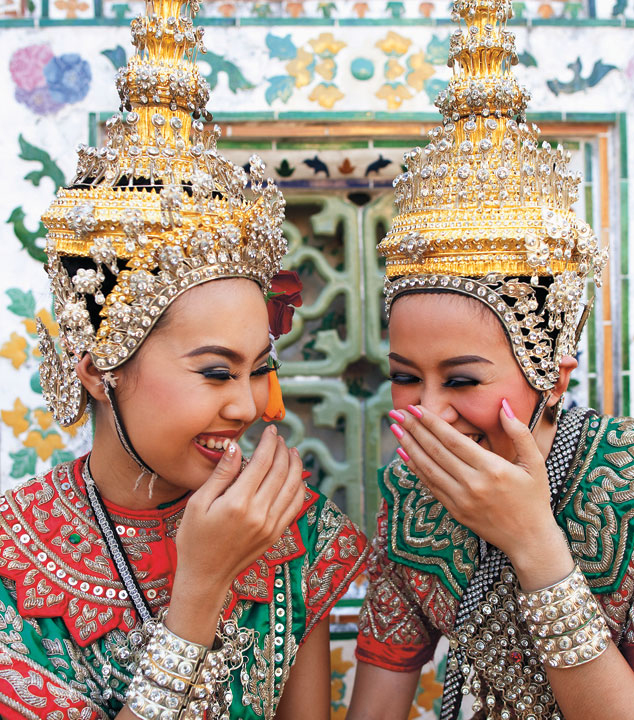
[418,386,459,424]
[221,376,258,425]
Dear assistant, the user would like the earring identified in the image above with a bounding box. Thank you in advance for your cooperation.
[553,394,565,425]
[37,319,87,426]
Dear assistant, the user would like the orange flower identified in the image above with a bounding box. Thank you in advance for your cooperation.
[1,399,30,437]
[53,0,89,18]
[286,1,304,17]
[23,430,65,461]
[262,371,285,422]
[0,333,28,369]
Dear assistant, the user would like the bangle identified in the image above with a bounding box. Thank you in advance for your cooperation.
[126,618,254,720]
[516,565,611,669]
[126,621,209,720]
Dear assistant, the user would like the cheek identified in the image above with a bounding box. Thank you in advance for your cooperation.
[391,383,420,409]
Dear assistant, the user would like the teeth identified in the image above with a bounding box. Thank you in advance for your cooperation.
[198,437,233,451]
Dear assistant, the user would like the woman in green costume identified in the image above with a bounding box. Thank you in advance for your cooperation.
[349,2,634,719]
[0,2,366,719]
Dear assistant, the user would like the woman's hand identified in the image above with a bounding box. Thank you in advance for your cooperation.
[390,402,572,585]
[167,425,306,643]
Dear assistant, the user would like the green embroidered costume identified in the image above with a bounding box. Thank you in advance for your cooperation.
[357,409,634,717]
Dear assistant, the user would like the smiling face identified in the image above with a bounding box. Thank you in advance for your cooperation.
[100,278,272,495]
[389,291,541,462]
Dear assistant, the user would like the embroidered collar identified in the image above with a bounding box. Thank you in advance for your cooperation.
[0,456,317,647]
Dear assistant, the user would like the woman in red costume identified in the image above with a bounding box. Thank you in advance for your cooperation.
[0,2,367,718]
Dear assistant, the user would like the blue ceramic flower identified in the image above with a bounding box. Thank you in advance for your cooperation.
[43,54,91,104]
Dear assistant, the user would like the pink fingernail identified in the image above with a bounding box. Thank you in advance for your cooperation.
[388,409,405,423]
[390,423,404,439]
[396,447,410,463]
[407,404,423,419]
[502,398,515,419]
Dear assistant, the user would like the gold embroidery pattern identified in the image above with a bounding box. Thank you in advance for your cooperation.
[304,499,368,637]
[557,417,634,590]
[383,462,478,596]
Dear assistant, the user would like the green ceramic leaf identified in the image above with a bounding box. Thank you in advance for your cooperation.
[52,450,76,466]
[9,448,37,479]
[6,289,36,318]
[18,135,65,190]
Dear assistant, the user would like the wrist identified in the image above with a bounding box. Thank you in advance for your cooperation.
[168,577,231,646]
[507,521,575,591]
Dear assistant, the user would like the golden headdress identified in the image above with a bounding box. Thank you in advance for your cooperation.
[380,0,608,391]
[39,0,287,426]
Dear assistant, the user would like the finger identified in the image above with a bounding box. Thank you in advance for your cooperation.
[395,427,462,500]
[398,405,493,471]
[391,416,474,482]
[499,399,545,471]
[190,440,243,508]
[267,447,306,534]
[236,424,280,494]
[254,435,291,503]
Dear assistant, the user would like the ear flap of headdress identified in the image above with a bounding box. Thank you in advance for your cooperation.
[37,318,87,427]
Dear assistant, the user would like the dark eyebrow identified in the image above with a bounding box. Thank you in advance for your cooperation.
[185,343,271,364]
[388,352,493,368]
[388,352,416,367]
[439,355,493,368]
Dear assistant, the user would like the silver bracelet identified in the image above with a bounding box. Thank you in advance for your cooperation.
[517,565,611,669]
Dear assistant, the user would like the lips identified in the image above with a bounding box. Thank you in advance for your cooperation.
[193,430,241,462]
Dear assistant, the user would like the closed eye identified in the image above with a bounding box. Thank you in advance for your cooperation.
[199,368,235,381]
[389,373,420,385]
[443,377,479,388]
[251,365,275,377]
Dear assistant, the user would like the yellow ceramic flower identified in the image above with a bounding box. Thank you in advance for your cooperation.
[0,333,28,369]
[286,48,314,88]
[415,667,444,711]
[376,31,412,56]
[315,58,336,81]
[385,58,406,81]
[375,82,413,110]
[34,408,54,431]
[330,646,354,676]
[1,399,30,437]
[308,83,344,109]
[309,32,346,56]
[406,52,435,91]
[22,308,58,338]
[23,429,65,461]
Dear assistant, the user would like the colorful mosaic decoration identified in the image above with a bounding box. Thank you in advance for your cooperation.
[1,0,633,715]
